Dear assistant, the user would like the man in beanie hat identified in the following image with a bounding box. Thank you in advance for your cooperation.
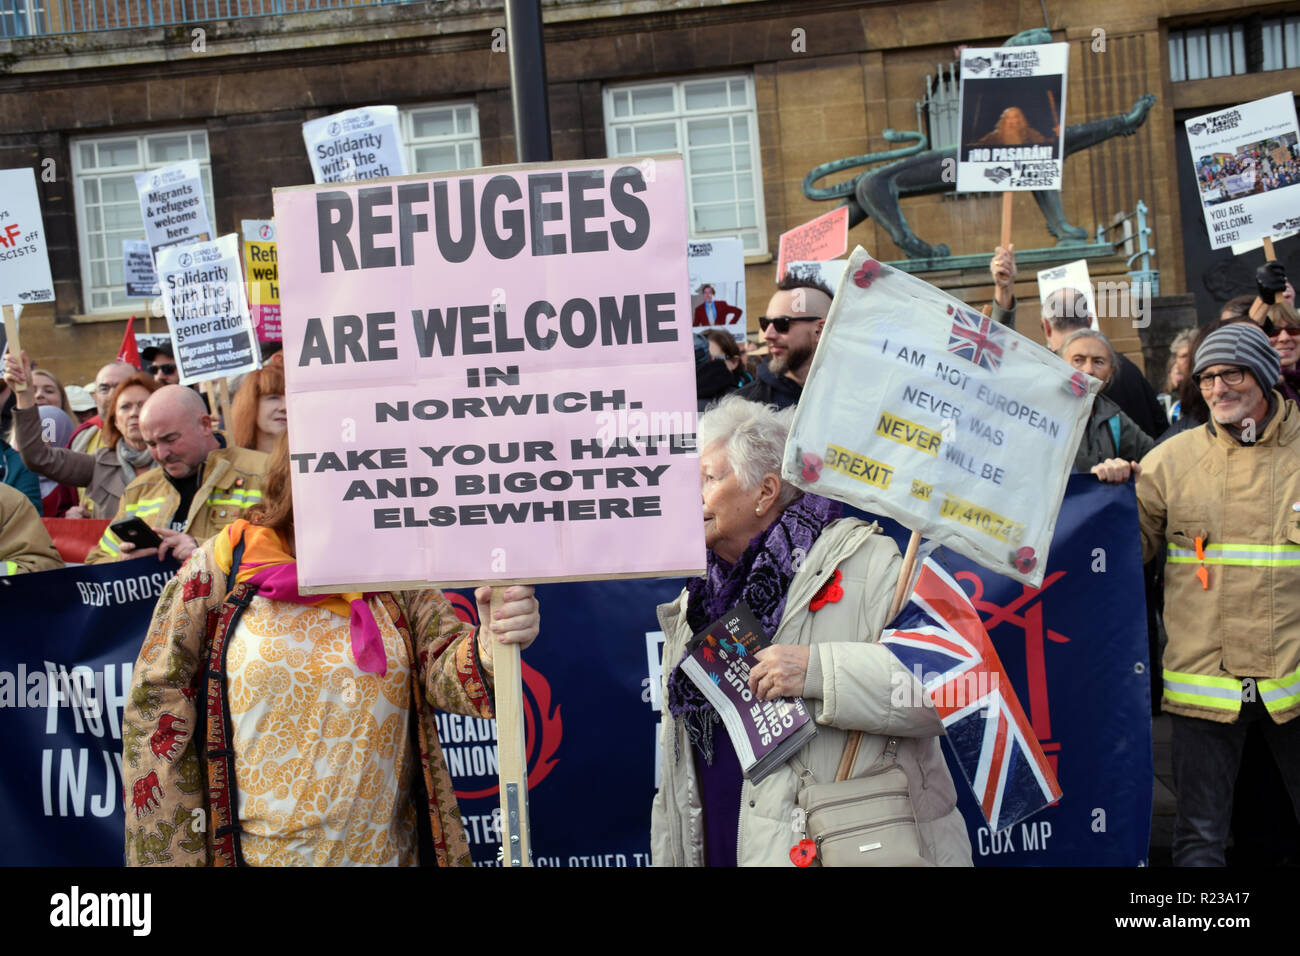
[1131,321,1300,865]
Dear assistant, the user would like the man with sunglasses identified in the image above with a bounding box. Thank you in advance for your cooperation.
[140,345,181,386]
[735,274,833,409]
[1132,322,1300,866]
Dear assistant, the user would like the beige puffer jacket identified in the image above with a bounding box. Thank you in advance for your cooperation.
[651,518,973,866]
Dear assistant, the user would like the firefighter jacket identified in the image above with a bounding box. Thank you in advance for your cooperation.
[1136,392,1300,724]
[86,444,268,564]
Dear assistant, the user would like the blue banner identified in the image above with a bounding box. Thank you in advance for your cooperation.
[0,477,1149,866]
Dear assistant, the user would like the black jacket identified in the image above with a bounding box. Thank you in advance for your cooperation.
[735,363,803,409]
[1105,354,1168,441]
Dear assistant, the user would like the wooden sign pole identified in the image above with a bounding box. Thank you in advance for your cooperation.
[216,378,232,432]
[1000,191,1014,250]
[835,529,922,781]
[488,586,532,865]
[3,305,24,392]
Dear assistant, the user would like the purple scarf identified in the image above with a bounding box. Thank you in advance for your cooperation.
[667,492,841,764]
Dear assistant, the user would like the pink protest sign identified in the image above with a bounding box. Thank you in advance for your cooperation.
[776,206,849,280]
[272,157,706,592]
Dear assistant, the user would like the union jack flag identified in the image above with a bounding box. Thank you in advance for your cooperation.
[880,557,1061,831]
[946,306,1006,372]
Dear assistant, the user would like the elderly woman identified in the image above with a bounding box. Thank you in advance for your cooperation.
[1061,329,1154,483]
[5,351,159,519]
[651,396,971,866]
[123,431,539,866]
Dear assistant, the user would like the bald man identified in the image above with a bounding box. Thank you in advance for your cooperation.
[69,361,137,458]
[87,385,269,564]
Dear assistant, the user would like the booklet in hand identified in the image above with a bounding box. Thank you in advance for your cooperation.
[679,600,817,784]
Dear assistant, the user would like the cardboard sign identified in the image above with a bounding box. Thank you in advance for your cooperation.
[156,234,260,386]
[122,239,160,298]
[302,106,408,184]
[783,246,1097,586]
[133,160,213,262]
[241,219,281,342]
[776,206,848,280]
[687,237,746,343]
[272,158,707,592]
[1186,93,1300,250]
[0,167,55,307]
[956,43,1069,192]
[1035,259,1098,331]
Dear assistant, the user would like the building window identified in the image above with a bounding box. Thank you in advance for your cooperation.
[401,103,481,174]
[0,0,45,38]
[1169,16,1300,81]
[70,130,214,313]
[604,74,766,255]
[1262,16,1300,71]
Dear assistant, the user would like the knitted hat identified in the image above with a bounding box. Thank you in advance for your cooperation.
[1193,322,1280,392]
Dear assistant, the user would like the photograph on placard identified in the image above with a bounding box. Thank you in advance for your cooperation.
[1185,93,1300,249]
[687,237,746,344]
[955,43,1069,193]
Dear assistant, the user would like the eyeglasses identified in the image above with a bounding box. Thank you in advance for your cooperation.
[758,315,820,334]
[1194,367,1248,392]
[147,363,177,376]
[1268,324,1300,337]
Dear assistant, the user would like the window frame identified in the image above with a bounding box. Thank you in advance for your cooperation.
[399,101,483,175]
[602,72,768,257]
[69,128,214,315]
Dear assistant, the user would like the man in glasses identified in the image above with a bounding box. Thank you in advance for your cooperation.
[140,345,181,386]
[735,274,833,409]
[68,361,137,458]
[1133,322,1300,866]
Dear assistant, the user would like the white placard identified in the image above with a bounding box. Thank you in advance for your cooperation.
[0,167,55,307]
[134,160,213,262]
[687,237,747,343]
[956,43,1069,193]
[784,246,1097,586]
[122,239,160,298]
[1036,259,1098,331]
[302,106,407,184]
[1186,93,1300,250]
[156,234,260,386]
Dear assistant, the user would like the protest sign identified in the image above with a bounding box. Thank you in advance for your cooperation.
[272,157,706,592]
[784,246,1097,586]
[1186,92,1300,250]
[156,234,260,386]
[687,237,746,342]
[956,43,1068,192]
[776,206,848,280]
[0,167,55,308]
[241,219,281,341]
[122,239,160,299]
[1036,259,1098,330]
[302,106,408,184]
[133,160,213,261]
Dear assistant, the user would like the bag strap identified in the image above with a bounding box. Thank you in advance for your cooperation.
[1107,416,1121,456]
[791,736,900,790]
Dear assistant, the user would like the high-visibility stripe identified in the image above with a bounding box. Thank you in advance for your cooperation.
[97,530,122,557]
[1168,543,1300,566]
[1259,667,1300,713]
[125,497,169,521]
[2,560,17,575]
[1162,668,1243,711]
[207,489,263,507]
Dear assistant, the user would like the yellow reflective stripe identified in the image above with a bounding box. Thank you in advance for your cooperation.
[2,560,17,575]
[125,497,168,521]
[1167,542,1300,567]
[1161,667,1243,691]
[1259,666,1300,712]
[206,489,263,507]
[98,529,122,556]
[1163,688,1242,711]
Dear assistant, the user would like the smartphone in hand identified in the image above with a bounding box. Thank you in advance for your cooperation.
[110,517,164,550]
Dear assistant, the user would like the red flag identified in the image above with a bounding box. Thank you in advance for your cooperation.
[118,316,140,369]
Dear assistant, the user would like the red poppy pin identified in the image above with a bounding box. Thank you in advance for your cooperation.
[1067,371,1089,397]
[790,839,817,866]
[852,260,879,289]
[810,568,844,611]
[801,452,823,483]
[1013,547,1037,575]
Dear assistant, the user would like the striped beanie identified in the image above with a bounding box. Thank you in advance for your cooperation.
[1193,322,1280,391]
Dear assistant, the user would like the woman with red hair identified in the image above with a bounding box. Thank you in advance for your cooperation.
[230,354,286,453]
